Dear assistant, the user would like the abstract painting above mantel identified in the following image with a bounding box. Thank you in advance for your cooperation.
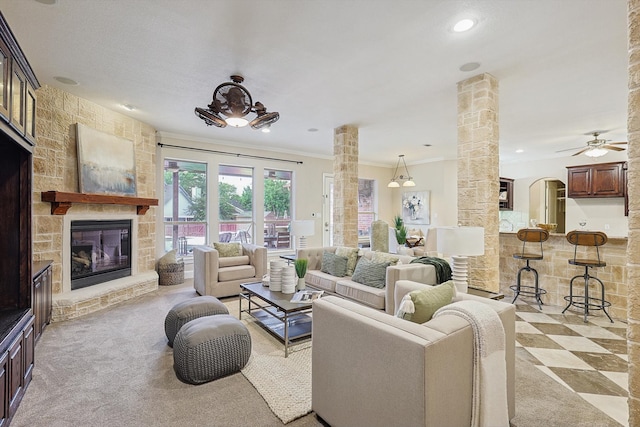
[402,191,430,225]
[76,123,137,196]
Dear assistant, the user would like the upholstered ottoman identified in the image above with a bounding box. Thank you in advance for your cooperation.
[173,315,252,384]
[164,296,229,347]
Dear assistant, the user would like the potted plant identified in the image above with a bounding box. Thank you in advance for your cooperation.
[294,258,308,290]
[393,215,408,248]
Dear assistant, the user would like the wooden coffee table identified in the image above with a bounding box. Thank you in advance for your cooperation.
[239,282,313,357]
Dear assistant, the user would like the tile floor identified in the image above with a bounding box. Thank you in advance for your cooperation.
[514,299,629,426]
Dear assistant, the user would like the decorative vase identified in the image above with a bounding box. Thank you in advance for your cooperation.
[297,277,306,291]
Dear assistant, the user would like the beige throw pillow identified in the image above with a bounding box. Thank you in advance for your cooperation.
[158,249,179,266]
[335,246,359,276]
[371,251,400,265]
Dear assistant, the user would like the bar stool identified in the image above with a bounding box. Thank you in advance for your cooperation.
[562,230,613,323]
[510,228,549,309]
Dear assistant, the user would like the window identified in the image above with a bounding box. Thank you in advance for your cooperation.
[358,179,377,242]
[264,169,292,250]
[163,159,207,256]
[219,165,254,244]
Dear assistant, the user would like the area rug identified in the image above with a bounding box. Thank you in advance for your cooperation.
[241,346,312,424]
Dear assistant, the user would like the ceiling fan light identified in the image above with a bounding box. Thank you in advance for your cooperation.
[585,147,608,158]
[403,179,416,187]
[388,180,400,188]
[225,116,249,127]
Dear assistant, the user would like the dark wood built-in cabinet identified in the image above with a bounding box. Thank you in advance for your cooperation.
[0,11,40,426]
[567,161,626,198]
[499,177,514,211]
[32,261,52,343]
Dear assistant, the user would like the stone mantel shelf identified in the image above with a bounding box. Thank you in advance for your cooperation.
[41,191,158,215]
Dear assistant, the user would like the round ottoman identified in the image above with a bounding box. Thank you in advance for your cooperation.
[164,296,229,347]
[173,315,252,384]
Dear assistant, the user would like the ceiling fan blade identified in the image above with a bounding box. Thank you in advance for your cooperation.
[607,141,628,145]
[571,147,591,156]
[602,145,626,151]
[556,146,585,153]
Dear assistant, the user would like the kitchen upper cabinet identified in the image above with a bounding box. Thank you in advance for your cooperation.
[499,177,514,211]
[567,162,626,198]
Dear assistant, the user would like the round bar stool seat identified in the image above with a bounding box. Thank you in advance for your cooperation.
[510,228,549,309]
[562,230,613,323]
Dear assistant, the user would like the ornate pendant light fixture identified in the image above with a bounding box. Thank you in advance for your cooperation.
[388,154,416,188]
[195,75,279,131]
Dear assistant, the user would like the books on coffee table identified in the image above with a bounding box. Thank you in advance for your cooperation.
[290,290,324,303]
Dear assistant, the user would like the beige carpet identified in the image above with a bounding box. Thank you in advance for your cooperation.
[9,280,621,427]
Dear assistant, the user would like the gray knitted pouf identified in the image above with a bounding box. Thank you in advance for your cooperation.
[164,296,229,347]
[173,315,252,384]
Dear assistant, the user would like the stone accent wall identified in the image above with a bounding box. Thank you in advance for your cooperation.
[457,73,500,292]
[333,125,359,247]
[33,85,158,320]
[499,233,628,320]
[628,0,639,423]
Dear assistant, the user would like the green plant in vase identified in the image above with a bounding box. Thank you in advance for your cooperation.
[294,258,308,290]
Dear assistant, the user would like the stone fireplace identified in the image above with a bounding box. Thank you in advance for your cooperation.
[31,86,159,321]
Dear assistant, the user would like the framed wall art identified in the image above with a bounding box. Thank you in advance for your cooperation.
[402,191,430,225]
[76,123,137,196]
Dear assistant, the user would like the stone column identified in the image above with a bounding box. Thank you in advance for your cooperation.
[627,1,640,424]
[333,125,359,247]
[457,73,500,292]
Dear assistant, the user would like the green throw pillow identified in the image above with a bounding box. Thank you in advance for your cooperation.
[397,281,456,324]
[351,257,390,289]
[320,252,349,277]
[213,242,243,257]
[335,246,359,276]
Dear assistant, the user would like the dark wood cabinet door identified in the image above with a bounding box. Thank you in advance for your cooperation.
[0,38,9,120]
[0,351,7,427]
[22,317,34,387]
[592,163,624,196]
[567,166,592,197]
[7,336,21,417]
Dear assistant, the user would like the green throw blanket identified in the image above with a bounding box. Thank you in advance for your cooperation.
[410,256,452,284]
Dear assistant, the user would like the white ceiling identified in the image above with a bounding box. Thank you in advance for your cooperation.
[1,0,630,166]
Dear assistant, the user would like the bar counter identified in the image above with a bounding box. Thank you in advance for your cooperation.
[499,232,628,321]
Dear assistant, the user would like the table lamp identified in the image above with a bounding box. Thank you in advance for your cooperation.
[290,220,315,249]
[436,226,485,293]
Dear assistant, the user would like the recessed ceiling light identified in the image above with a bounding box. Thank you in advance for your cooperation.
[307,128,318,132]
[54,76,79,86]
[453,18,475,32]
[122,104,136,111]
[515,149,524,153]
[34,0,57,4]
[423,144,432,147]
[459,62,480,72]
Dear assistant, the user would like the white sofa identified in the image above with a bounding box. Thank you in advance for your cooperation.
[296,247,437,313]
[312,280,516,427]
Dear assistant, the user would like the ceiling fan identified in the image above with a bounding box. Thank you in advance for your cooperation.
[556,132,628,157]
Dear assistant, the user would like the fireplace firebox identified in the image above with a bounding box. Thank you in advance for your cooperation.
[71,220,131,290]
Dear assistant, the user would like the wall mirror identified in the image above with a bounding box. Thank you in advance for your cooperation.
[529,178,566,233]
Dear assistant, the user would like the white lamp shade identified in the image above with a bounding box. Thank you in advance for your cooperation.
[290,220,315,237]
[436,226,484,256]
